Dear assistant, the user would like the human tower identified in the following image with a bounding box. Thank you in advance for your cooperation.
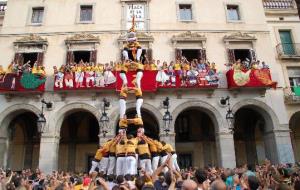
[89,16,180,176]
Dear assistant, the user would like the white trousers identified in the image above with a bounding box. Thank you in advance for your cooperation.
[136,71,143,89]
[136,98,143,118]
[89,160,100,174]
[55,79,63,88]
[122,50,129,61]
[172,154,180,171]
[152,156,160,171]
[126,156,137,175]
[160,155,169,173]
[86,77,95,87]
[119,99,126,119]
[122,49,142,62]
[116,157,126,176]
[119,72,128,86]
[136,48,142,62]
[140,159,153,174]
[107,156,116,175]
[99,157,109,174]
[64,79,73,88]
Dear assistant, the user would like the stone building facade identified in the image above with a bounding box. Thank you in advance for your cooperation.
[0,0,299,173]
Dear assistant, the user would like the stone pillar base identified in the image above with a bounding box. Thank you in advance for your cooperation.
[38,135,60,174]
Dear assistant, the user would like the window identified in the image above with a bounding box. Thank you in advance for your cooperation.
[80,5,93,22]
[288,68,300,88]
[31,7,44,24]
[126,4,145,30]
[179,4,192,21]
[227,5,240,21]
[279,31,295,55]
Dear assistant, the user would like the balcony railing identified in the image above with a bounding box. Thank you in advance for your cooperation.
[284,87,300,104]
[276,43,300,59]
[263,0,296,9]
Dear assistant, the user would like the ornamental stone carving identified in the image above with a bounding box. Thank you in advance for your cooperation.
[65,33,100,44]
[171,31,206,43]
[14,34,48,52]
[223,32,257,42]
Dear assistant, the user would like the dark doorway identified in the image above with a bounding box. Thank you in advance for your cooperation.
[7,112,40,171]
[175,108,217,167]
[181,49,199,62]
[58,111,99,172]
[23,53,38,67]
[74,51,91,63]
[116,109,159,140]
[178,153,192,169]
[233,49,251,62]
[234,107,266,166]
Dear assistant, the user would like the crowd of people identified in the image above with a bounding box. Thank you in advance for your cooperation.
[52,57,219,89]
[1,160,300,190]
[0,61,46,77]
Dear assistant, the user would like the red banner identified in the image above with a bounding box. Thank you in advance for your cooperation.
[0,73,45,92]
[226,69,277,89]
[115,71,157,92]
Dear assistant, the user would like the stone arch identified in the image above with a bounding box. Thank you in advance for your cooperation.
[171,100,224,133]
[52,102,100,136]
[0,104,41,169]
[289,111,300,161]
[232,99,280,132]
[232,99,282,164]
[0,104,41,138]
[110,101,163,136]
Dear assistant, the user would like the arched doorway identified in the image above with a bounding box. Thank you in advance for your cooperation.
[290,112,300,162]
[234,107,272,166]
[115,108,160,140]
[7,112,40,171]
[174,108,217,169]
[58,111,99,172]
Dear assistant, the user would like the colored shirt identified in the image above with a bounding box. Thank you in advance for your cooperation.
[161,143,175,153]
[94,149,104,160]
[137,141,151,156]
[125,138,138,154]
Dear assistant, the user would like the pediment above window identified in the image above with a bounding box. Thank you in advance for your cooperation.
[65,33,100,51]
[172,31,207,43]
[118,32,154,49]
[118,32,154,42]
[14,34,48,53]
[223,32,257,42]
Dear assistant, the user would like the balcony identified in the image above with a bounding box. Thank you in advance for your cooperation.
[276,43,300,59]
[284,87,300,104]
[263,0,298,15]
[263,0,296,9]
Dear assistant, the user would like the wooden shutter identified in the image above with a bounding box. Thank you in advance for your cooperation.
[175,49,182,60]
[66,51,74,64]
[37,52,44,66]
[250,49,257,62]
[146,48,153,61]
[14,53,24,65]
[90,50,97,63]
[227,49,235,64]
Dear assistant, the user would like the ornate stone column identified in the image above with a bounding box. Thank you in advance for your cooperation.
[38,134,60,174]
[216,131,236,168]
